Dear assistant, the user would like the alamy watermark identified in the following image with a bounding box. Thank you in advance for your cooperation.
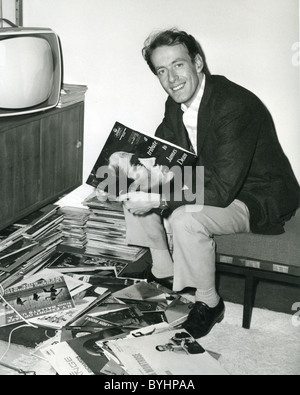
[96,164,204,209]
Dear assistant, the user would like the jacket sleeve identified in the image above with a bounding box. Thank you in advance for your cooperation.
[201,106,261,207]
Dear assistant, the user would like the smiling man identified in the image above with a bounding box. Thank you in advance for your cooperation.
[152,44,204,107]
[120,28,299,339]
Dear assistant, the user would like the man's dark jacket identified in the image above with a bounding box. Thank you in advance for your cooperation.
[155,75,299,235]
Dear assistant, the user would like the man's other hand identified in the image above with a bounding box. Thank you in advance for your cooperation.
[118,192,161,215]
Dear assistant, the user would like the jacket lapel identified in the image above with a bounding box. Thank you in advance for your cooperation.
[196,75,214,154]
[175,107,194,152]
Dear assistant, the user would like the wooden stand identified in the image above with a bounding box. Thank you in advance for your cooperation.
[0,102,84,231]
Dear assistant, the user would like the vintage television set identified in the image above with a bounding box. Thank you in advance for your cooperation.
[0,22,63,117]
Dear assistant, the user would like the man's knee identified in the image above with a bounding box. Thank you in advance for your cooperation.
[170,206,210,236]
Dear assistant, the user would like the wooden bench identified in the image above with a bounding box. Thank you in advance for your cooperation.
[215,209,300,329]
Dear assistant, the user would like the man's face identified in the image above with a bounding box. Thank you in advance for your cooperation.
[150,44,203,107]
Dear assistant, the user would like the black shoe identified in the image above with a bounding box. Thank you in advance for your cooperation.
[143,265,173,290]
[182,299,225,339]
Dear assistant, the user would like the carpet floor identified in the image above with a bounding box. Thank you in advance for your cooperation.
[198,301,300,375]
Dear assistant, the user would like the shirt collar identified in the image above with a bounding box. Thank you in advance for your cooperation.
[181,74,206,113]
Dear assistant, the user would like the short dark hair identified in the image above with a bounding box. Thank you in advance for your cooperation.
[142,28,210,75]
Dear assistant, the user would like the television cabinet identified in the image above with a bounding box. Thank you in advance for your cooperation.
[0,102,84,231]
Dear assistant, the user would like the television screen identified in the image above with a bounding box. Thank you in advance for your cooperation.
[0,27,62,117]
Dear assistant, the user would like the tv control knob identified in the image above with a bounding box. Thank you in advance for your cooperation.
[76,141,82,149]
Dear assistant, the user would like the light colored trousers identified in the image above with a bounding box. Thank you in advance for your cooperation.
[124,200,250,292]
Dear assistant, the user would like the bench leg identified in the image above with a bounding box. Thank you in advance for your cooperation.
[243,271,257,329]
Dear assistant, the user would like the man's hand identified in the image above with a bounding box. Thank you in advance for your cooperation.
[118,192,161,215]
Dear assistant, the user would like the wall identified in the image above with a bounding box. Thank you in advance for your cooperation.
[10,0,300,182]
[1,0,16,22]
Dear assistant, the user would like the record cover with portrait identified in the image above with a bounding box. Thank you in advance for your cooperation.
[106,328,228,375]
[86,121,197,194]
